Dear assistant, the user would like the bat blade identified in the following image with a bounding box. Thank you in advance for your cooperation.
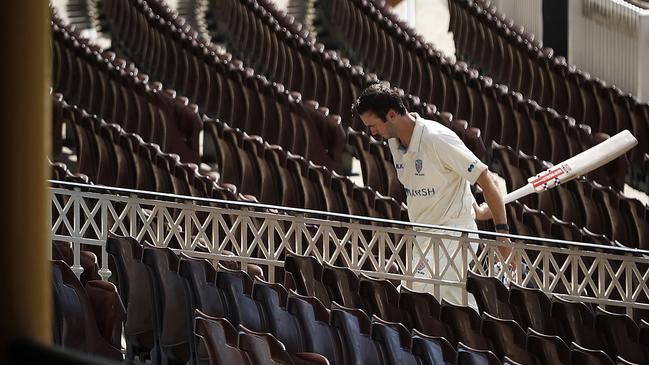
[503,130,638,205]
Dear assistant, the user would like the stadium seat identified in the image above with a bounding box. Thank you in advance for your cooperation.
[466,270,514,320]
[481,312,537,364]
[508,282,555,335]
[105,234,156,360]
[251,280,306,353]
[321,262,361,308]
[526,328,570,365]
[284,253,331,307]
[440,300,491,350]
[551,296,606,351]
[215,266,266,333]
[410,329,456,365]
[594,307,649,364]
[330,303,385,365]
[358,274,403,323]
[570,342,615,365]
[193,311,250,365]
[398,286,453,341]
[455,342,501,365]
[141,245,193,364]
[287,292,344,365]
[51,260,123,361]
[371,316,419,365]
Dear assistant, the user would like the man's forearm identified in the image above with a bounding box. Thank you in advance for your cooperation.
[477,171,507,226]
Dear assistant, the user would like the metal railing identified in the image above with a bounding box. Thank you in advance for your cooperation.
[49,180,649,315]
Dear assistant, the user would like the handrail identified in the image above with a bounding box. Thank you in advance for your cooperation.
[49,179,649,256]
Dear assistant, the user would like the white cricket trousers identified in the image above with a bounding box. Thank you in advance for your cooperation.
[409,218,479,310]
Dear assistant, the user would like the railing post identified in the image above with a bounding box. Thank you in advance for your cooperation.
[71,190,84,278]
[98,197,111,280]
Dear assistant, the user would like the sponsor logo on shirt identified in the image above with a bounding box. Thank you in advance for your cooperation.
[395,163,404,169]
[468,159,478,172]
[415,159,424,176]
[404,187,436,197]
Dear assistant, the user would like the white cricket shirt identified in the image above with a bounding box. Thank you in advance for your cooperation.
[388,114,487,226]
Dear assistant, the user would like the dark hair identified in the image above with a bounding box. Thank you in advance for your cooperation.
[351,83,407,122]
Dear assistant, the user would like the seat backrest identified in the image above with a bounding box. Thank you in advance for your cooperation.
[51,260,123,360]
[466,270,514,320]
[594,307,648,364]
[252,281,305,353]
[216,267,266,333]
[508,283,554,335]
[142,245,192,362]
[410,329,456,365]
[330,304,385,365]
[322,263,361,308]
[551,296,604,350]
[284,253,331,306]
[287,293,344,365]
[481,312,535,364]
[358,274,402,323]
[440,300,490,350]
[104,234,155,341]
[371,316,418,365]
[570,342,615,365]
[526,328,570,365]
[238,325,293,365]
[455,342,502,365]
[194,310,250,365]
[399,286,451,342]
[178,254,229,319]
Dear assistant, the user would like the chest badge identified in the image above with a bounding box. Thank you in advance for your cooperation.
[415,159,424,175]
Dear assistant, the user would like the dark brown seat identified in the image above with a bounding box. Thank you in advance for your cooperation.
[358,274,402,323]
[287,292,344,365]
[51,260,123,361]
[440,300,491,351]
[330,303,385,365]
[252,280,305,353]
[142,245,193,364]
[466,270,514,320]
[526,328,570,365]
[321,262,361,308]
[371,316,418,365]
[105,234,156,360]
[194,310,250,365]
[216,266,267,333]
[284,252,331,307]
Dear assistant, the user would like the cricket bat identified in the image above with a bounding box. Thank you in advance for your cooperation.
[503,130,638,204]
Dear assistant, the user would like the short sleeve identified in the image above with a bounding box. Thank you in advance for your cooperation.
[433,129,487,184]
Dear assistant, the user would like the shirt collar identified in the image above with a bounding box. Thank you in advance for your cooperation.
[406,113,424,154]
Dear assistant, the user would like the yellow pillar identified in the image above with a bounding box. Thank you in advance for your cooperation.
[0,1,52,361]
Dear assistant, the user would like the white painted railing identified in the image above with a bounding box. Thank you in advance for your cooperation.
[49,181,649,315]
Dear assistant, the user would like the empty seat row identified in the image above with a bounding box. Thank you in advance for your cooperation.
[448,0,649,160]
[312,0,648,177]
[491,142,649,249]
[51,11,202,163]
[55,95,255,205]
[466,271,649,364]
[107,234,465,365]
[51,260,125,361]
[97,0,346,172]
[195,312,329,365]
[283,252,649,364]
[204,115,408,219]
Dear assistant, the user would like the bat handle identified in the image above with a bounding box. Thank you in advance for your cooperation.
[503,184,536,205]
